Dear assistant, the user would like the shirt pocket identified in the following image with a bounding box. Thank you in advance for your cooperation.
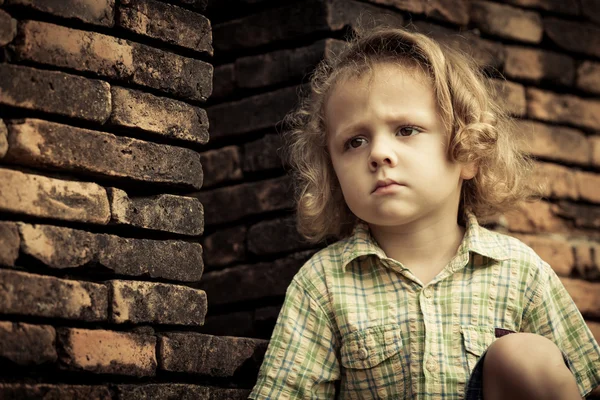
[340,323,405,400]
[461,325,496,373]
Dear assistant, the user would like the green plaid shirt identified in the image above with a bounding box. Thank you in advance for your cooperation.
[250,213,600,399]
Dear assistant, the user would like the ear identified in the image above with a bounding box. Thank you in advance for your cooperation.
[460,162,478,180]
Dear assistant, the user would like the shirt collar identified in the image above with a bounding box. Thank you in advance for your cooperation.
[341,211,510,269]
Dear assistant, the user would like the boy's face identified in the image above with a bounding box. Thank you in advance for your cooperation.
[326,62,476,230]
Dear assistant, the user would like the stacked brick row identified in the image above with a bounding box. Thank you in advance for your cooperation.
[0,0,265,398]
[199,0,600,394]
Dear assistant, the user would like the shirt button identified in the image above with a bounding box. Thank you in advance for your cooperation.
[426,358,438,372]
[423,287,432,298]
[358,348,368,360]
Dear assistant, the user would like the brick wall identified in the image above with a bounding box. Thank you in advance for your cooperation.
[198,0,600,395]
[0,0,264,398]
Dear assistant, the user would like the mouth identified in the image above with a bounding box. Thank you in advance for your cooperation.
[372,179,404,194]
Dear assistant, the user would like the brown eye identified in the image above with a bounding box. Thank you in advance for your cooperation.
[397,127,420,137]
[347,137,367,149]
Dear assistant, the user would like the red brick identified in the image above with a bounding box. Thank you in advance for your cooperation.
[6,0,114,26]
[0,64,111,123]
[117,384,250,400]
[109,87,209,144]
[531,162,577,200]
[200,251,312,306]
[0,221,19,267]
[202,225,247,268]
[58,328,156,376]
[243,134,284,173]
[159,332,267,377]
[544,18,600,58]
[19,223,204,281]
[592,136,600,168]
[560,278,600,319]
[248,217,310,255]
[516,120,589,166]
[501,0,578,14]
[109,188,204,235]
[195,176,293,226]
[110,280,207,325]
[574,242,600,281]
[582,0,600,25]
[504,46,574,85]
[471,1,542,43]
[199,146,242,188]
[5,118,204,190]
[527,88,600,131]
[504,201,569,233]
[556,202,600,230]
[0,168,110,224]
[0,269,108,321]
[514,234,573,276]
[575,171,600,204]
[491,79,526,117]
[0,9,16,46]
[0,321,56,365]
[0,384,111,400]
[576,61,600,95]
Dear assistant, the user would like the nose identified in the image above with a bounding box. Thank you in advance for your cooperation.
[369,137,397,171]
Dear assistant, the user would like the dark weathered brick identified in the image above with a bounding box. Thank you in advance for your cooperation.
[544,18,600,58]
[165,0,207,11]
[501,0,578,14]
[0,64,111,123]
[248,217,310,255]
[0,384,111,400]
[212,63,235,99]
[109,188,204,235]
[117,384,250,400]
[160,333,268,378]
[195,176,292,226]
[6,0,115,26]
[0,269,108,321]
[202,225,247,268]
[58,328,156,376]
[243,134,284,173]
[110,87,209,144]
[516,120,589,165]
[200,251,312,306]
[0,9,17,46]
[582,0,600,25]
[0,221,19,267]
[0,321,56,366]
[491,79,526,117]
[15,20,212,102]
[110,280,207,325]
[5,119,204,189]
[471,1,542,43]
[576,61,600,95]
[365,0,468,25]
[504,46,574,85]
[527,88,600,131]
[200,146,242,188]
[119,0,212,54]
[0,168,110,224]
[200,311,254,338]
[19,223,204,281]
[0,119,7,158]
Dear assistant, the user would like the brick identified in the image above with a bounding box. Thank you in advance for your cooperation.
[7,0,114,26]
[199,146,242,188]
[0,119,7,158]
[588,321,600,343]
[592,136,600,168]
[5,119,204,190]
[501,0,578,14]
[471,1,542,44]
[164,0,207,11]
[200,311,254,338]
[367,0,469,25]
[0,384,111,400]
[531,162,577,200]
[118,0,212,54]
[574,242,600,281]
[516,120,589,166]
[490,79,526,117]
[110,280,207,325]
[0,221,19,267]
[243,134,284,173]
[363,0,423,13]
[582,0,600,25]
[212,64,235,99]
[0,64,111,123]
[0,168,110,224]
[110,87,209,144]
[514,235,573,276]
[0,9,17,46]
[504,46,574,86]
[117,384,250,400]
[575,171,600,204]
[160,333,267,378]
[202,225,246,268]
[208,86,301,139]
[560,278,600,319]
[527,88,600,132]
[544,18,600,58]
[576,61,600,95]
[58,328,156,376]
[556,202,600,230]
[19,223,204,281]
[195,176,292,226]
[15,20,212,102]
[213,0,402,53]
[0,321,56,365]
[504,201,569,233]
[0,269,108,321]
[109,188,204,235]
[200,251,312,306]
[248,217,310,255]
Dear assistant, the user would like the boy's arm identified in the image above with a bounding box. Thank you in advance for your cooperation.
[249,278,340,399]
[521,262,600,398]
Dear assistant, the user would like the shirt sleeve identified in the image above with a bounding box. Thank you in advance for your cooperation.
[521,261,600,398]
[249,277,340,399]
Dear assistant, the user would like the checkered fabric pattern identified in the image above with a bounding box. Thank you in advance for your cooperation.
[249,213,600,399]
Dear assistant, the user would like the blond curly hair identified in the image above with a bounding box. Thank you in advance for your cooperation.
[284,27,535,243]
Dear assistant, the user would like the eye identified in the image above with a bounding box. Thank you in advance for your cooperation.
[344,137,367,150]
[397,126,421,137]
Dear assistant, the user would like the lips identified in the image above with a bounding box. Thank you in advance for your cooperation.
[372,179,403,193]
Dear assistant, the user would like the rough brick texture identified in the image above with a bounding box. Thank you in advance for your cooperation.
[117,384,250,400]
[6,0,115,26]
[200,146,242,187]
[0,321,57,365]
[0,119,7,158]
[527,88,600,131]
[202,225,247,268]
[0,384,111,399]
[0,8,16,46]
[0,221,19,266]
